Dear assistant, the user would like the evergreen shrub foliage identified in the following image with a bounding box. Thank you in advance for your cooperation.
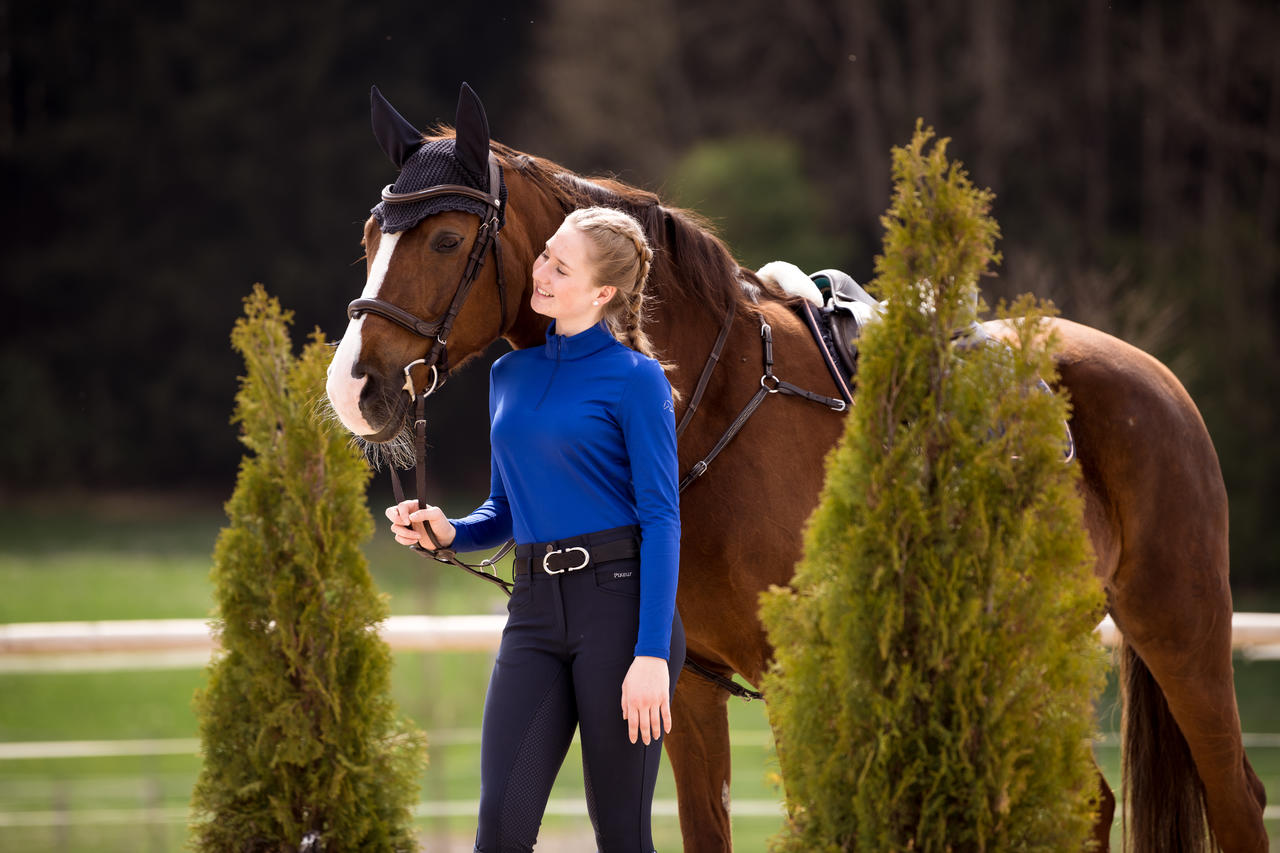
[190,285,425,852]
[760,123,1107,852]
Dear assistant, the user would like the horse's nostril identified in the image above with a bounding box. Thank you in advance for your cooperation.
[357,370,385,406]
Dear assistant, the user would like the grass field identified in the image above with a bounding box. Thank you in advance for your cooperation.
[1,495,1276,851]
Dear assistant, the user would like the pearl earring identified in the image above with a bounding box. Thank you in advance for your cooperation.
[592,300,599,306]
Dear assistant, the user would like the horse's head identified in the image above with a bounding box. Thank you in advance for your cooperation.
[327,83,520,445]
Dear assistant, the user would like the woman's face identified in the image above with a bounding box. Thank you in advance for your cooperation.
[531,222,615,335]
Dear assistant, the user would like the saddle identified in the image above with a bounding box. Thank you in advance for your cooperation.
[806,268,882,379]
[757,262,882,405]
[757,260,1073,461]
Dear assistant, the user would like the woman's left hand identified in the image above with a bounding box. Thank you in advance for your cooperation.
[621,656,671,745]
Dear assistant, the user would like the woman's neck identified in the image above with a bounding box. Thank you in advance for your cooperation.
[553,312,605,337]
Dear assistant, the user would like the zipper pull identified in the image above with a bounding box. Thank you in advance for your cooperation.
[536,335,563,410]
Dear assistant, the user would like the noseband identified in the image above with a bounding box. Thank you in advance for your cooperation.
[347,152,518,592]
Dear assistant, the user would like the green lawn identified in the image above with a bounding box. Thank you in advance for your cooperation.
[1,496,1276,851]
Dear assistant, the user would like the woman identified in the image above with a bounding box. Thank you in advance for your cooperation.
[386,206,685,853]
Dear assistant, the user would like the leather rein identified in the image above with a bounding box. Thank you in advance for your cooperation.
[347,153,518,594]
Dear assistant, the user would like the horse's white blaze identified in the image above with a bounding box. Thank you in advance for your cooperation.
[325,231,401,436]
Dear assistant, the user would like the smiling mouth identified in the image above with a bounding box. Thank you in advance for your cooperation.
[535,286,553,297]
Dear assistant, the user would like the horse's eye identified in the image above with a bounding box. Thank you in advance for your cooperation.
[435,234,462,252]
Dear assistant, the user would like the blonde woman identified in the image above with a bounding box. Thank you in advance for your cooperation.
[388,206,684,852]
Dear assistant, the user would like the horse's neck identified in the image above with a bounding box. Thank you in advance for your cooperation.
[496,166,754,378]
[501,287,549,351]
[497,178,560,350]
[647,292,744,397]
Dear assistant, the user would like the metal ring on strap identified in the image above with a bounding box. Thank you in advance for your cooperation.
[401,360,439,401]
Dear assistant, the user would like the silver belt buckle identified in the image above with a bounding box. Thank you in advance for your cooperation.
[542,546,589,574]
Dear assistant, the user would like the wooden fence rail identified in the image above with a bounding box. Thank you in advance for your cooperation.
[1,614,1278,673]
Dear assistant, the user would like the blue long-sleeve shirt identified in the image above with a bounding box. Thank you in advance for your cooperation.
[448,320,681,660]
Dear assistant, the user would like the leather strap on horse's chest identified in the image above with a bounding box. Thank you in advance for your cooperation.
[678,311,847,493]
[676,307,736,440]
[672,307,845,703]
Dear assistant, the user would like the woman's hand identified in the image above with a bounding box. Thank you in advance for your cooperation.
[621,655,671,745]
[385,499,457,549]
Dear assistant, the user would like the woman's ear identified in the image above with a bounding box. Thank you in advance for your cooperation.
[596,286,617,305]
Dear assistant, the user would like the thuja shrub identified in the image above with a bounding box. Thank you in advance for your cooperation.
[190,286,424,852]
[760,123,1106,852]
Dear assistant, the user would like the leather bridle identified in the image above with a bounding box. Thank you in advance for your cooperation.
[348,153,508,390]
[347,152,518,592]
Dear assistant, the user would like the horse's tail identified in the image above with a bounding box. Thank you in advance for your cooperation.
[1119,637,1216,852]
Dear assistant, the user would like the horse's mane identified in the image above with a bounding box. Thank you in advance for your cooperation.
[419,129,786,318]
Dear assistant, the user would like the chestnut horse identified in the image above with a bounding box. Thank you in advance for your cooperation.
[325,86,1268,852]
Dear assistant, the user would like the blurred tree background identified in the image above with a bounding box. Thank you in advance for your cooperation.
[1,0,1276,596]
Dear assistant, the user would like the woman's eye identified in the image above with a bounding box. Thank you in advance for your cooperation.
[556,267,566,276]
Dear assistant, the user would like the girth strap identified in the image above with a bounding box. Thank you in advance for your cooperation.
[682,658,765,702]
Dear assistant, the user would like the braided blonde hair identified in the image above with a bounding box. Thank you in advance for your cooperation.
[564,206,664,362]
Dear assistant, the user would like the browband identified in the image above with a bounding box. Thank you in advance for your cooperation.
[379,155,503,216]
[380,182,499,208]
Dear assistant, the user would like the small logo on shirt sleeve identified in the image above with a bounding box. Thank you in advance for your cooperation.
[662,399,674,413]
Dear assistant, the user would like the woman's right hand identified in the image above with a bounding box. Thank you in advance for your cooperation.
[385,499,457,550]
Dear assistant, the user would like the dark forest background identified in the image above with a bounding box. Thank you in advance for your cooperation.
[2,1,1277,596]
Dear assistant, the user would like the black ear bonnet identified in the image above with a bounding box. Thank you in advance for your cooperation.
[370,83,507,234]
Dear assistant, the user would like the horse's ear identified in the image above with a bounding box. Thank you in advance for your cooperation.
[370,85,425,168]
[454,81,491,182]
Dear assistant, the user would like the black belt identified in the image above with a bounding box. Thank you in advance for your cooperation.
[513,524,641,576]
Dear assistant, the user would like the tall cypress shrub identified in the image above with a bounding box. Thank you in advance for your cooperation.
[760,124,1106,851]
[191,286,424,852]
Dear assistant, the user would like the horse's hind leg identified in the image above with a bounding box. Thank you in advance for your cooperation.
[1091,759,1116,851]
[666,664,734,852]
[1052,323,1268,851]
[1111,567,1267,852]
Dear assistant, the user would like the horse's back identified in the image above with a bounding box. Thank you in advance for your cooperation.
[986,317,1229,598]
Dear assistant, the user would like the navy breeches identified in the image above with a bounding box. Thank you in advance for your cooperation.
[474,530,686,853]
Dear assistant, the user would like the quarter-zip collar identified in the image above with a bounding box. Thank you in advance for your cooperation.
[542,320,617,361]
